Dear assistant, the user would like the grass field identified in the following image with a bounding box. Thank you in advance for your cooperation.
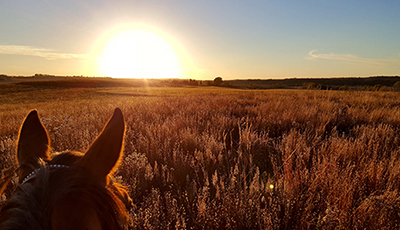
[1,81,400,229]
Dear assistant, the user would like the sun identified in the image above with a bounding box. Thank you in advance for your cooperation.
[100,29,181,79]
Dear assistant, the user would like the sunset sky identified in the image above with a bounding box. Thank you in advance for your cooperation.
[0,1,399,80]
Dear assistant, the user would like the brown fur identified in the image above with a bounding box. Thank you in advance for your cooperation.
[0,108,132,230]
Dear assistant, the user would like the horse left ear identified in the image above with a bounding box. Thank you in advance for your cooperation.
[17,110,50,183]
[79,108,125,183]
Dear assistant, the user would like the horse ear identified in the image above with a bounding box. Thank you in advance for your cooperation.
[17,110,50,182]
[80,108,125,183]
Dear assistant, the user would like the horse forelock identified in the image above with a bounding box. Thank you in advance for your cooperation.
[0,151,131,230]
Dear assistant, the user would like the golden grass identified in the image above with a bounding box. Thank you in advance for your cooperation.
[1,84,400,229]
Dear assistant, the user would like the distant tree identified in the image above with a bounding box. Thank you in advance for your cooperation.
[188,79,197,86]
[214,76,223,86]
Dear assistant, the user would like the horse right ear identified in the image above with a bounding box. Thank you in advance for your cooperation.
[79,108,125,185]
[17,110,50,182]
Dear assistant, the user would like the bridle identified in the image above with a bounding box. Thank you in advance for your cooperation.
[21,164,70,184]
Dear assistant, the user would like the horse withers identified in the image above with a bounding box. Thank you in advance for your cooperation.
[0,108,132,229]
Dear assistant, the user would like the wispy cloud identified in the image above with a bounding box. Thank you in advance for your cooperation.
[0,45,90,60]
[308,50,384,65]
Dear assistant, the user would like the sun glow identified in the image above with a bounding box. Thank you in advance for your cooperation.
[100,29,181,79]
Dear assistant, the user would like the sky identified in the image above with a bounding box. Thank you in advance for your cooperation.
[0,0,399,80]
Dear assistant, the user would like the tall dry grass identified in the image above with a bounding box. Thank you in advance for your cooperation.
[1,86,400,229]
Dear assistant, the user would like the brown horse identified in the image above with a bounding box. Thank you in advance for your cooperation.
[0,108,132,229]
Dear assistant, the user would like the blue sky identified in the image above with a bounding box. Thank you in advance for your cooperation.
[0,0,399,79]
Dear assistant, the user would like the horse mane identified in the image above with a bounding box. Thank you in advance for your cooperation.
[0,151,132,230]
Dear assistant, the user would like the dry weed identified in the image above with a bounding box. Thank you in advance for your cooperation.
[1,87,400,229]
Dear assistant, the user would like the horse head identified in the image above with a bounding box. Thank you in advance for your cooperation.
[0,108,132,229]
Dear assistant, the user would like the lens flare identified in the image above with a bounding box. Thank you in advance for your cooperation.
[269,184,274,189]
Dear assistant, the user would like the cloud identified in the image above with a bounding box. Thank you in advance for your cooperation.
[308,50,384,65]
[0,45,90,60]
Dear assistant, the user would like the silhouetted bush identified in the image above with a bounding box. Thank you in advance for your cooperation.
[213,76,223,86]
[394,81,400,91]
